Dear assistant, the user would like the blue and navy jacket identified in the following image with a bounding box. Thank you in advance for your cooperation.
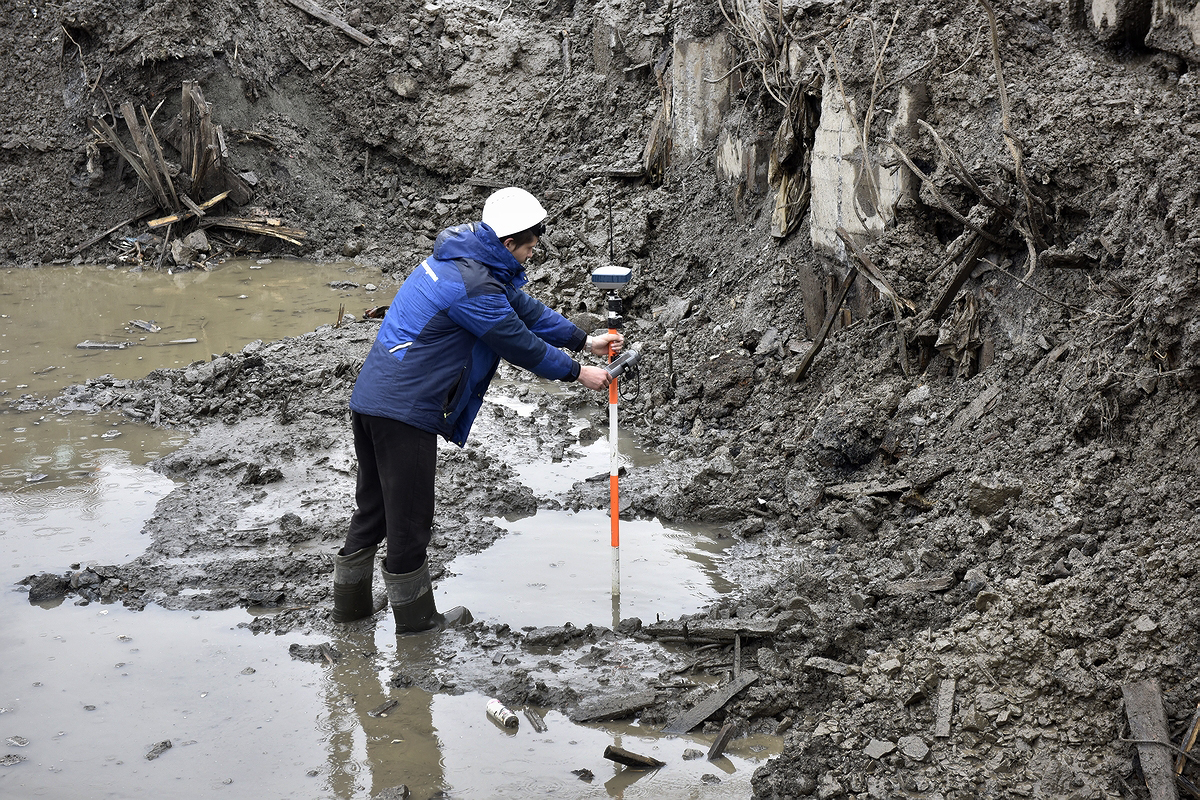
[349,221,587,445]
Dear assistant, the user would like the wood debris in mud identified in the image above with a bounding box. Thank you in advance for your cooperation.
[603,745,664,769]
[282,0,375,46]
[1122,679,1180,800]
[80,82,302,266]
[662,671,759,735]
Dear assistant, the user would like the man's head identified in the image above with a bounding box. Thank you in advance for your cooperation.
[482,187,546,264]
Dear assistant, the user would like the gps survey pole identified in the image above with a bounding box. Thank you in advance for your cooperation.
[592,265,635,598]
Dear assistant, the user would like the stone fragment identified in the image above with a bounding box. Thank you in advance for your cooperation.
[805,657,854,676]
[387,72,419,98]
[898,735,930,762]
[570,689,657,723]
[817,772,846,799]
[967,476,1023,516]
[145,740,172,760]
[863,738,896,759]
[182,230,210,253]
[24,572,70,603]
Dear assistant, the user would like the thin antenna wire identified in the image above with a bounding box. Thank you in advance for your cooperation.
[606,184,615,262]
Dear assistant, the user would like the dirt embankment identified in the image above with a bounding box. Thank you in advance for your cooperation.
[8,0,1200,797]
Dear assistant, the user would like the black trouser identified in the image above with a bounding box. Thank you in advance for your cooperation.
[341,412,437,575]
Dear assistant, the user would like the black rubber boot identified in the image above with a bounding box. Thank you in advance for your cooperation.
[331,544,377,623]
[382,560,472,635]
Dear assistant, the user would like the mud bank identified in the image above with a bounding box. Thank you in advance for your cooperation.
[7,0,1200,796]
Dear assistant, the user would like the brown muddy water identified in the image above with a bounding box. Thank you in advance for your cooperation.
[1,262,778,797]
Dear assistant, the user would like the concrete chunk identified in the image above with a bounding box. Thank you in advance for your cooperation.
[570,689,657,723]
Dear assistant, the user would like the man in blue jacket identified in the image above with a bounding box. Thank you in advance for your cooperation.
[331,187,624,634]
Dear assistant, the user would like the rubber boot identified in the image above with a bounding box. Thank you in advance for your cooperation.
[382,560,472,635]
[331,544,377,623]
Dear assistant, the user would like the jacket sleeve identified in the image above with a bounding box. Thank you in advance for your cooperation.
[446,292,582,381]
[506,285,588,351]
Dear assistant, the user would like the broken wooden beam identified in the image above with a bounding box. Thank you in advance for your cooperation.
[1122,679,1180,800]
[65,212,151,256]
[603,745,664,769]
[644,618,782,641]
[199,216,306,245]
[90,117,158,197]
[824,480,914,500]
[140,105,180,210]
[662,671,758,735]
[147,191,231,228]
[707,721,737,760]
[796,264,858,381]
[283,0,375,46]
[884,576,956,596]
[1175,703,1200,775]
[523,708,548,733]
[929,232,985,322]
[119,102,172,209]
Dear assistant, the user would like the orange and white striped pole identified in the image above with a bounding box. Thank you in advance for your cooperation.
[591,265,633,599]
[608,335,621,597]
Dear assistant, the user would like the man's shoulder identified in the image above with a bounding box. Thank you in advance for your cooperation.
[450,257,504,298]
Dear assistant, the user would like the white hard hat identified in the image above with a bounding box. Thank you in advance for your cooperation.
[482,187,547,238]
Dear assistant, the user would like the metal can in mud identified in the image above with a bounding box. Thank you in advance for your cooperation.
[486,698,519,729]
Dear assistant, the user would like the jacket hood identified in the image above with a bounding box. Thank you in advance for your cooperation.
[433,222,527,287]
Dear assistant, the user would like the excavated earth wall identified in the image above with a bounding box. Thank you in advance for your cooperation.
[5,0,1200,797]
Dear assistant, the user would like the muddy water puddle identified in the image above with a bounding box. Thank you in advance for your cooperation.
[2,263,777,797]
[438,511,731,629]
[1,597,775,799]
[1,258,383,488]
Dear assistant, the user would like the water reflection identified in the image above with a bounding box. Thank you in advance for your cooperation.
[436,510,732,630]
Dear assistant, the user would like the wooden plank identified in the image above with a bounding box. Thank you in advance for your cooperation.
[283,0,376,46]
[120,101,170,209]
[884,576,956,596]
[930,232,985,322]
[934,678,955,738]
[1122,679,1180,800]
[825,480,913,500]
[140,105,179,210]
[707,722,737,760]
[179,193,208,218]
[644,618,782,641]
[796,264,858,381]
[663,671,758,735]
[200,216,306,245]
[951,384,1002,433]
[603,745,664,769]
